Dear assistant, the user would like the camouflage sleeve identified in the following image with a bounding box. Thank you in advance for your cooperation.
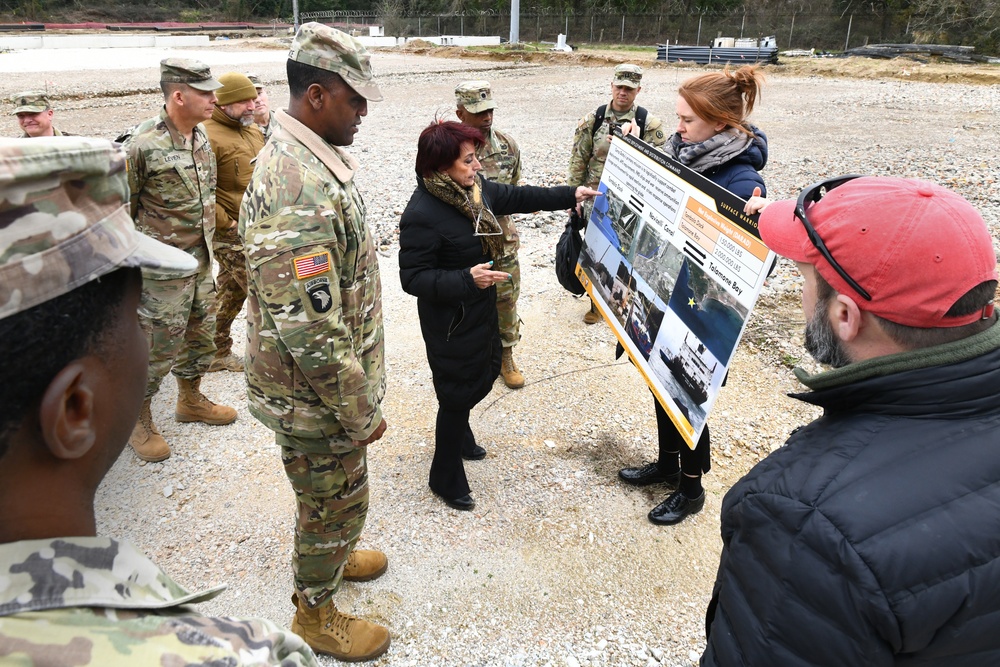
[125,140,145,222]
[567,113,595,188]
[174,615,321,666]
[249,208,382,440]
[643,114,668,148]
[508,135,522,185]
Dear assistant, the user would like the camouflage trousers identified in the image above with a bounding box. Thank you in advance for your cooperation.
[495,214,520,348]
[278,433,369,608]
[140,261,218,399]
[213,245,248,357]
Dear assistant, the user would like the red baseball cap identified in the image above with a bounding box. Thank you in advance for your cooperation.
[759,176,998,328]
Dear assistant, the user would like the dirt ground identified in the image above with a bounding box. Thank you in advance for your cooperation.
[4,40,998,666]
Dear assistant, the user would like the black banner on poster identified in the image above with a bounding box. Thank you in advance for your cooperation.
[576,133,775,448]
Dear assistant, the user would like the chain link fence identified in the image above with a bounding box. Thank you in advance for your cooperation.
[300,10,910,52]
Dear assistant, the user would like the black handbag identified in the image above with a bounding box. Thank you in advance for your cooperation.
[555,208,587,296]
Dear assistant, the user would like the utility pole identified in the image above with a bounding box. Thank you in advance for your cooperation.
[293,0,300,32]
[510,0,520,44]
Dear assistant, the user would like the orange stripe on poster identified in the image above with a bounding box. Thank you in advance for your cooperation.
[688,201,770,262]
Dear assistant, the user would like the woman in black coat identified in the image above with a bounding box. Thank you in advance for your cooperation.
[399,121,598,511]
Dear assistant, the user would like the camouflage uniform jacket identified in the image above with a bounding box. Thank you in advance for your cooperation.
[258,110,278,142]
[477,127,521,250]
[239,109,385,442]
[20,128,75,138]
[0,537,319,666]
[567,102,666,189]
[126,106,217,268]
[204,106,266,251]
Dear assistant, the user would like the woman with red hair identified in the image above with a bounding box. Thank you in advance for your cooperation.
[620,65,768,526]
[399,120,598,511]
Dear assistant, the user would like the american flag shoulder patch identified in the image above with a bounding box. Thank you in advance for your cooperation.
[293,251,332,280]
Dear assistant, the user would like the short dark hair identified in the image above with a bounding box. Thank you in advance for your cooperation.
[0,267,139,457]
[815,271,997,349]
[286,59,344,99]
[160,81,182,99]
[415,120,484,178]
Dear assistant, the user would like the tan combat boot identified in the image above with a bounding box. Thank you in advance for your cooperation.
[583,299,601,325]
[175,377,238,425]
[290,595,390,662]
[207,353,244,373]
[129,399,171,462]
[501,347,525,389]
[343,549,388,582]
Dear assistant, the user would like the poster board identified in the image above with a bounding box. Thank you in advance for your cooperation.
[576,133,775,448]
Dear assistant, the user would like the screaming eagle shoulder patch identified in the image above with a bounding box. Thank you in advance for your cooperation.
[305,277,333,314]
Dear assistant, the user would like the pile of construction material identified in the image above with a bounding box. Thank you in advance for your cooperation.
[657,36,779,65]
[845,43,988,63]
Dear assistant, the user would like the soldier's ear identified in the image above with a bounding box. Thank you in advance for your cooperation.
[38,361,97,460]
[306,83,325,110]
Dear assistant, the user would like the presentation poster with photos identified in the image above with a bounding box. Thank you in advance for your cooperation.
[576,133,775,448]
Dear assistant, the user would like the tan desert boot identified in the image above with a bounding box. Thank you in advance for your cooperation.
[207,353,244,373]
[175,377,237,425]
[129,399,170,462]
[343,549,388,582]
[290,595,390,662]
[583,299,601,324]
[501,347,525,389]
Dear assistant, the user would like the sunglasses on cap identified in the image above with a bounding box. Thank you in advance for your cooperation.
[794,175,872,302]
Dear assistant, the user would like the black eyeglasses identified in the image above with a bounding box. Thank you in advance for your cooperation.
[794,175,872,301]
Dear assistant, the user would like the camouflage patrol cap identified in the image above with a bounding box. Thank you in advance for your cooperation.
[613,63,643,88]
[246,72,263,89]
[288,22,383,102]
[455,80,495,114]
[12,91,51,115]
[0,137,198,321]
[159,58,223,91]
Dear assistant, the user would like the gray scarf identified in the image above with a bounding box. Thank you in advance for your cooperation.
[664,127,754,174]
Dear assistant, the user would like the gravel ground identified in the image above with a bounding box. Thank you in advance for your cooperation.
[5,40,998,667]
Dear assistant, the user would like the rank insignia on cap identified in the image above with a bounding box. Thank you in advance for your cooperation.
[293,251,332,279]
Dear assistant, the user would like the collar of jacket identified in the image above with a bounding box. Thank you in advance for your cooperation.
[273,108,357,184]
[0,537,224,616]
[793,317,1000,392]
[210,105,243,129]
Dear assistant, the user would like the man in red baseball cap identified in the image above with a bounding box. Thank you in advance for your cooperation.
[703,176,1000,666]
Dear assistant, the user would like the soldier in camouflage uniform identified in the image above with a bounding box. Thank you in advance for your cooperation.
[204,72,266,373]
[239,23,390,663]
[11,91,74,137]
[248,73,278,141]
[124,59,238,463]
[0,136,319,666]
[455,80,527,389]
[568,63,667,323]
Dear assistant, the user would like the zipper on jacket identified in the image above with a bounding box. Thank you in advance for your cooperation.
[446,303,466,341]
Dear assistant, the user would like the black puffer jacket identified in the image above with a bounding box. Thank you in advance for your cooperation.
[703,322,1000,666]
[399,176,576,409]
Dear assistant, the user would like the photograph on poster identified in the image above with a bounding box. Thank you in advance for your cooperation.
[667,259,749,366]
[648,307,722,433]
[630,219,684,301]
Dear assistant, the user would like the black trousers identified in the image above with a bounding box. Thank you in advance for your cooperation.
[654,395,711,477]
[429,405,476,498]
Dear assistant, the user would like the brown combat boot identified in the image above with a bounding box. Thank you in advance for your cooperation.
[583,299,601,325]
[501,347,525,389]
[207,353,244,373]
[175,377,238,425]
[290,595,390,662]
[129,399,171,462]
[343,549,388,582]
